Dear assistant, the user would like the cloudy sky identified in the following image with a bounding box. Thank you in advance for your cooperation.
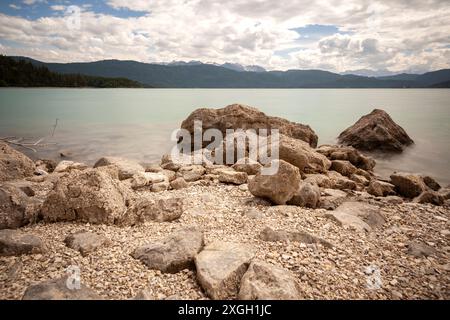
[0,0,449,74]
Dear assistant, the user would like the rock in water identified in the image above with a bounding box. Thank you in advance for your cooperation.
[337,109,413,152]
[132,227,204,273]
[248,159,301,205]
[180,104,318,147]
[64,231,109,257]
[22,276,102,300]
[40,168,133,225]
[238,261,302,300]
[94,156,144,180]
[195,242,254,300]
[0,142,36,182]
[390,172,426,198]
[0,229,44,256]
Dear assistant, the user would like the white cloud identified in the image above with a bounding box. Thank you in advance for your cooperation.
[0,0,449,73]
[50,5,65,11]
[9,4,21,10]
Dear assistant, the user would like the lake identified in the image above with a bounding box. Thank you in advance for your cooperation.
[0,88,449,184]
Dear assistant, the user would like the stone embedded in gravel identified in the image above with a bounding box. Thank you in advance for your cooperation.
[287,181,321,208]
[22,276,102,300]
[238,260,303,300]
[248,159,301,205]
[260,226,332,248]
[132,227,204,273]
[421,176,441,191]
[407,241,437,257]
[195,241,254,300]
[40,168,133,225]
[304,174,333,188]
[0,184,42,229]
[54,160,89,173]
[390,172,426,198]
[367,180,396,197]
[151,181,170,192]
[170,177,189,190]
[232,157,262,175]
[128,197,184,223]
[178,165,206,182]
[243,208,264,219]
[320,188,348,210]
[0,142,36,182]
[331,160,357,177]
[0,229,44,256]
[130,172,166,189]
[64,231,110,257]
[325,210,371,233]
[94,156,144,180]
[413,190,444,206]
[132,289,156,300]
[218,170,248,185]
[333,201,385,230]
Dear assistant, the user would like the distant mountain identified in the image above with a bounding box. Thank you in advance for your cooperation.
[342,69,398,77]
[9,56,450,88]
[0,55,144,88]
[220,63,266,72]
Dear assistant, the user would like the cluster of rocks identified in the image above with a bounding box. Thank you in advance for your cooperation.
[0,104,449,300]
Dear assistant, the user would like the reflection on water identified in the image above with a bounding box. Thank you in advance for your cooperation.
[0,88,449,184]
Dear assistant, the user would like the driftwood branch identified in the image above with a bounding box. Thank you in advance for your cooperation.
[0,118,59,152]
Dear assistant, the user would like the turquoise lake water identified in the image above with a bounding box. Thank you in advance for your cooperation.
[0,88,449,184]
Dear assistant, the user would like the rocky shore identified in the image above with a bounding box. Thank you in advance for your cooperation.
[1,104,449,300]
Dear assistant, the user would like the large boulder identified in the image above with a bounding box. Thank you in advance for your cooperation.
[0,229,44,256]
[40,168,133,225]
[93,156,144,180]
[132,227,204,273]
[287,181,321,208]
[0,142,35,182]
[390,172,427,198]
[181,104,318,147]
[413,190,445,206]
[238,261,303,300]
[248,159,301,205]
[277,135,331,173]
[0,184,42,229]
[22,276,102,300]
[195,242,254,300]
[337,109,413,152]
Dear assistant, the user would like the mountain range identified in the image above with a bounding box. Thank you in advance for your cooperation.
[9,56,450,88]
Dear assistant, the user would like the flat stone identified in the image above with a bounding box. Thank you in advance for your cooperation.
[132,227,204,273]
[238,260,303,300]
[64,231,109,257]
[195,242,254,300]
[22,276,102,300]
[0,229,44,256]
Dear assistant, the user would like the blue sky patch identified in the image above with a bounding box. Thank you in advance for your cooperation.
[1,0,148,20]
[290,24,351,44]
